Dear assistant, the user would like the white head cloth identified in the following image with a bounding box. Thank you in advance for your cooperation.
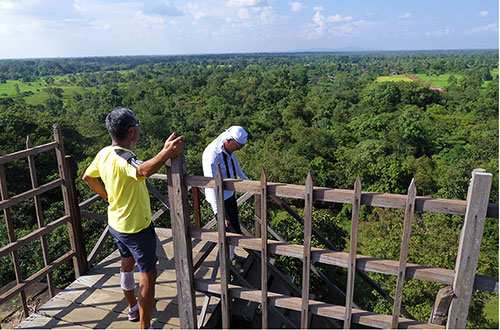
[214,126,248,152]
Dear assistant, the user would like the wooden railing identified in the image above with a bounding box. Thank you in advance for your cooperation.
[0,124,87,318]
[162,156,498,329]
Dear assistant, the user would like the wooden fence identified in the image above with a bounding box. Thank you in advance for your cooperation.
[2,131,498,329]
[0,124,87,318]
[161,155,498,329]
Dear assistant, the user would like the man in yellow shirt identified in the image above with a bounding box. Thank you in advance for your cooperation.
[83,108,184,329]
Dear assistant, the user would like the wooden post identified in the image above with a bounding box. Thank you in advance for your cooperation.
[166,155,197,329]
[65,155,89,275]
[391,179,416,329]
[344,175,361,329]
[301,171,313,329]
[447,169,492,329]
[52,123,85,278]
[429,286,454,325]
[0,150,29,317]
[192,186,201,228]
[254,194,262,238]
[215,164,230,329]
[26,136,56,297]
[260,169,268,329]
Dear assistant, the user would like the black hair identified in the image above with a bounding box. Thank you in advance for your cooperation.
[105,108,138,141]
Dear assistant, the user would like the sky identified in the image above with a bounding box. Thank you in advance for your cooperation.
[0,0,498,59]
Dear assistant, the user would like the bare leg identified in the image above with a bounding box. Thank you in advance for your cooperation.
[139,268,157,329]
[121,256,137,308]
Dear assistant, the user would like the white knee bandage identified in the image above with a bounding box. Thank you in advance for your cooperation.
[120,271,135,291]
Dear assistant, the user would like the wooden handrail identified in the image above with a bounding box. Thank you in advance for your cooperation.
[172,175,498,218]
[190,227,499,293]
[0,141,57,165]
[0,178,63,212]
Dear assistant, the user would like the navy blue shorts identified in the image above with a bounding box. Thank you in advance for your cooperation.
[108,222,157,273]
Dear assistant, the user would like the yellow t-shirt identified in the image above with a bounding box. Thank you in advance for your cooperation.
[85,146,151,234]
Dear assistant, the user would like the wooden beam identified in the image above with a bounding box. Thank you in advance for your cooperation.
[166,155,197,329]
[392,179,417,329]
[0,215,71,259]
[193,279,445,329]
[215,164,230,329]
[0,150,29,317]
[192,186,201,228]
[447,169,492,329]
[260,169,268,329]
[182,175,498,218]
[26,136,56,298]
[0,178,63,212]
[0,251,75,305]
[65,155,89,275]
[189,228,499,292]
[344,175,361,328]
[87,225,111,267]
[53,124,84,278]
[0,141,57,165]
[78,194,102,209]
[271,194,415,319]
[429,286,453,325]
[301,171,313,329]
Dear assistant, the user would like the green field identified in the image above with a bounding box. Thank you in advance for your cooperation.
[376,75,413,82]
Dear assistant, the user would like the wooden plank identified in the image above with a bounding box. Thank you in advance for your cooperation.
[301,171,313,329]
[192,186,201,228]
[392,179,417,328]
[194,279,444,329]
[0,251,75,304]
[429,286,453,325]
[189,228,499,292]
[344,175,361,329]
[53,123,83,278]
[260,169,268,329]
[87,226,111,267]
[0,215,71,259]
[254,194,261,238]
[447,169,493,329]
[0,178,63,212]
[166,155,197,329]
[254,212,361,309]
[65,155,89,275]
[152,205,168,222]
[214,164,230,329]
[271,194,414,319]
[182,175,498,218]
[193,242,217,271]
[26,136,56,298]
[0,141,57,165]
[0,150,29,317]
[78,194,101,209]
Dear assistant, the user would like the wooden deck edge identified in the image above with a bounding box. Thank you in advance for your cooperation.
[190,227,499,293]
[194,278,444,329]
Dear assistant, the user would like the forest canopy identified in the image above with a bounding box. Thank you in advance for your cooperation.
[0,50,498,328]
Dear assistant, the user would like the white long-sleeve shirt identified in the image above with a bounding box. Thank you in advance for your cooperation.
[202,137,248,215]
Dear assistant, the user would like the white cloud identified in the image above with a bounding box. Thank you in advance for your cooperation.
[479,10,489,17]
[426,27,453,37]
[185,2,208,20]
[464,23,498,34]
[226,0,268,7]
[0,1,15,10]
[289,2,305,12]
[0,23,7,34]
[398,12,412,19]
[329,20,373,37]
[327,14,352,23]
[238,8,250,20]
[313,6,323,11]
[134,11,166,30]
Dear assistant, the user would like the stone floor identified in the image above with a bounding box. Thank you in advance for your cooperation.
[15,227,224,329]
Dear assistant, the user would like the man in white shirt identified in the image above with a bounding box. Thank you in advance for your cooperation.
[202,126,249,238]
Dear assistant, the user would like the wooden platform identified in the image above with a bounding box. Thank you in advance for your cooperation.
[16,227,227,329]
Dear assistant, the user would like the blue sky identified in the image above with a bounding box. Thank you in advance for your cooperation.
[0,0,498,59]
